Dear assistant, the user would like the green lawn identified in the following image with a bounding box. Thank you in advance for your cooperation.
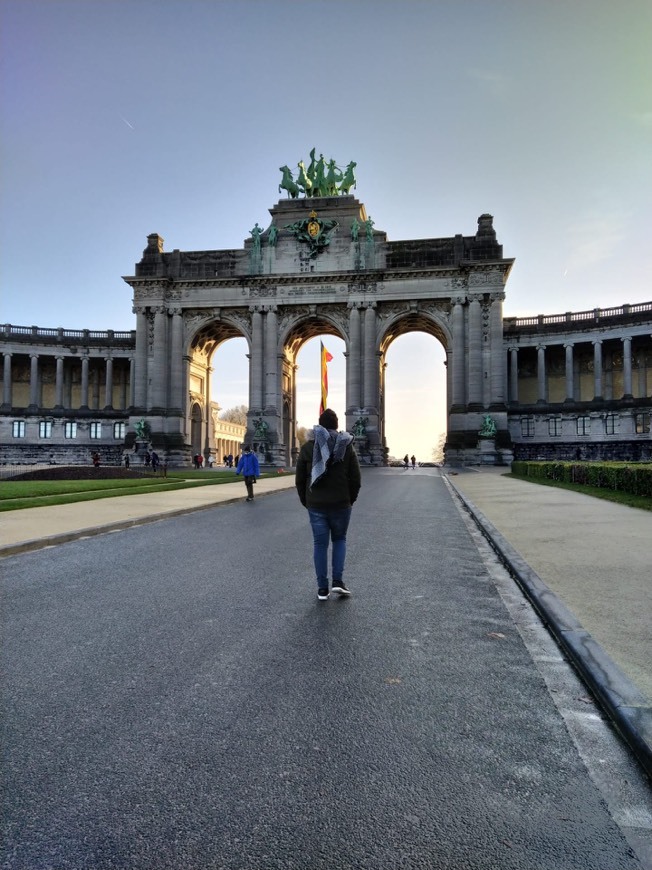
[0,471,294,511]
[508,472,652,512]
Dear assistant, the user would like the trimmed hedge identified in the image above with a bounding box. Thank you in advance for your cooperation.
[511,461,652,497]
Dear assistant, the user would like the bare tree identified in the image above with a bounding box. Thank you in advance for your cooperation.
[431,432,446,463]
[219,404,248,426]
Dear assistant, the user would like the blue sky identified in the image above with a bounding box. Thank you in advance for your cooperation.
[2,0,650,458]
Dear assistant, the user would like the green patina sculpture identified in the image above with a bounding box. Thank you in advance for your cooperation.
[479,415,497,437]
[351,217,359,241]
[285,211,339,259]
[268,225,278,247]
[339,161,356,194]
[352,416,368,437]
[253,418,269,441]
[278,151,356,199]
[250,223,263,250]
[279,165,299,199]
[134,418,151,440]
[364,216,375,241]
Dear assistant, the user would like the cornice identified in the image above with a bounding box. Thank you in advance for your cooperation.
[126,260,514,293]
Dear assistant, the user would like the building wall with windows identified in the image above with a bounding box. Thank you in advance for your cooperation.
[0,325,134,466]
[504,303,652,461]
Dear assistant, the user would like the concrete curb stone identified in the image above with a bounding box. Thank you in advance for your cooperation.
[447,476,652,779]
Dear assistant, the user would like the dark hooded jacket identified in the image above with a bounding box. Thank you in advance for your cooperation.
[295,429,361,510]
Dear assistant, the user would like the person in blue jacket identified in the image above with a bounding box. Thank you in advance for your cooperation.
[235,445,260,502]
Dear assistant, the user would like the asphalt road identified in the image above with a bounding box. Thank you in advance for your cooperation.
[1,471,645,869]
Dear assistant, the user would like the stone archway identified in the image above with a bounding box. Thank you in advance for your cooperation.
[279,312,347,465]
[124,192,513,466]
[378,310,451,460]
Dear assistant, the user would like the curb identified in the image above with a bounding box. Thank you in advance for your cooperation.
[446,476,652,780]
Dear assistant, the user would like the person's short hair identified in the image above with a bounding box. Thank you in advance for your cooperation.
[319,409,338,430]
[243,444,251,452]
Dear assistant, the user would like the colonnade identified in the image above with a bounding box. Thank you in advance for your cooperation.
[507,334,651,404]
[1,348,133,411]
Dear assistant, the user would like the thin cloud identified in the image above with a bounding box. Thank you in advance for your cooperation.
[631,111,652,129]
[564,212,627,272]
[467,68,512,99]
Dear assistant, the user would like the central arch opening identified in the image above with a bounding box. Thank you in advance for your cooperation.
[382,332,447,464]
[295,335,346,431]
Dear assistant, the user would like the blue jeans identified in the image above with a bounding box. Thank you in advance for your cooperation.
[307,507,352,587]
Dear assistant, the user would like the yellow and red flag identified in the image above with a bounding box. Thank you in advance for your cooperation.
[319,341,333,416]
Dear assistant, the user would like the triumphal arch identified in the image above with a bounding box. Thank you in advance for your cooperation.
[123,154,514,466]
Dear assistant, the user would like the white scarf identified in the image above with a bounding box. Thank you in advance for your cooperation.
[310,425,353,489]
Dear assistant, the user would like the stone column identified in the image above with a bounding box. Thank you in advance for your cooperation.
[489,293,505,406]
[592,340,603,399]
[169,308,184,415]
[104,356,114,409]
[150,306,168,411]
[133,308,148,410]
[536,344,547,403]
[55,355,64,409]
[346,303,362,411]
[451,299,465,408]
[204,366,213,453]
[264,306,278,411]
[509,347,518,403]
[80,354,90,409]
[564,343,574,401]
[638,348,647,398]
[120,361,128,409]
[467,297,482,407]
[250,307,264,411]
[90,364,100,410]
[129,357,136,408]
[2,352,12,408]
[29,353,39,409]
[622,336,633,398]
[363,303,377,410]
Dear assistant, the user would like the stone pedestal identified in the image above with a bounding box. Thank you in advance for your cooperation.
[133,439,151,465]
[479,437,499,465]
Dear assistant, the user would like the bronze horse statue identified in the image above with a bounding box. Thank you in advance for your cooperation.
[279,165,300,199]
[339,161,357,194]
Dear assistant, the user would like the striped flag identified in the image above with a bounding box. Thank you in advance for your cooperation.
[319,341,333,416]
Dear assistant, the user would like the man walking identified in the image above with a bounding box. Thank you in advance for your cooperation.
[236,445,260,502]
[295,409,361,601]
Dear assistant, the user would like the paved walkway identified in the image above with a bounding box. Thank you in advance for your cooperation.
[2,467,651,780]
[2,469,651,869]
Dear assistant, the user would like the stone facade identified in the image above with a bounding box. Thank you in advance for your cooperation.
[2,192,651,467]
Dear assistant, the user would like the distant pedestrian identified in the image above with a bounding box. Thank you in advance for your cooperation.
[198,454,204,468]
[403,454,409,470]
[124,454,130,470]
[411,455,416,469]
[92,451,100,468]
[227,453,234,468]
[236,445,260,502]
[295,408,361,601]
[151,451,159,472]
